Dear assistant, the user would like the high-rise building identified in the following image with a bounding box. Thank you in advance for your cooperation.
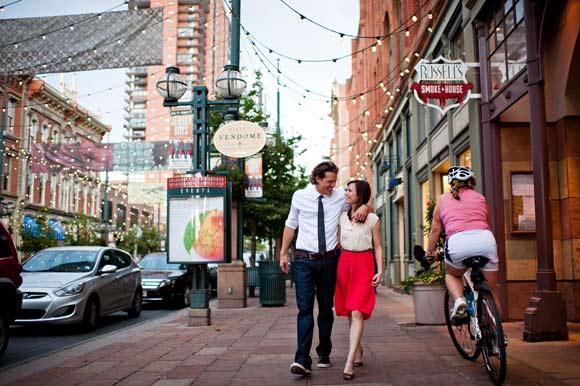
[125,0,230,142]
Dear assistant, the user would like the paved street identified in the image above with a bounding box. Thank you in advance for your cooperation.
[1,287,579,386]
[2,304,183,368]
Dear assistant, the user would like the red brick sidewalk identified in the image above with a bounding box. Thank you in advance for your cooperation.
[1,287,579,386]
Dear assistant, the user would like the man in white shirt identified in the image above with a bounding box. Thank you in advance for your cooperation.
[279,161,368,376]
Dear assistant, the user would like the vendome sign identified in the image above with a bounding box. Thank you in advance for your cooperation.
[212,120,266,158]
[410,56,480,114]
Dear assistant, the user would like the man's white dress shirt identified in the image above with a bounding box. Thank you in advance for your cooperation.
[285,184,349,253]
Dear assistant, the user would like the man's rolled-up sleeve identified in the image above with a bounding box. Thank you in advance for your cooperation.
[285,193,299,230]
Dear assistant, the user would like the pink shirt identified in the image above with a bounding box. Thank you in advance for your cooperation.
[438,189,490,239]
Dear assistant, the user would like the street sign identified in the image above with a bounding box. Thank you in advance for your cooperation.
[410,56,480,114]
[212,120,266,158]
[166,176,229,265]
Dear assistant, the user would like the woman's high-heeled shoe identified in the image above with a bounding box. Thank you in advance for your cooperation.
[343,372,354,380]
[354,348,364,367]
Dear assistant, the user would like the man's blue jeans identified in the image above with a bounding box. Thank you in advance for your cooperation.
[293,254,338,367]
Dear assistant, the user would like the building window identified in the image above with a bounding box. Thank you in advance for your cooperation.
[405,110,411,158]
[376,159,385,193]
[41,124,49,143]
[142,211,151,226]
[458,147,472,168]
[27,166,34,200]
[488,0,526,92]
[2,156,10,191]
[116,204,126,229]
[38,175,46,205]
[417,104,426,143]
[61,178,70,211]
[50,174,58,207]
[29,120,38,151]
[6,99,15,133]
[395,128,402,168]
[130,208,139,227]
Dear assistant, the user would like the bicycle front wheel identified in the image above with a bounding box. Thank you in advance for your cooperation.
[444,289,480,361]
[477,289,507,385]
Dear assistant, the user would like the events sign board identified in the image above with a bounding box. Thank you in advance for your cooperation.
[167,176,228,264]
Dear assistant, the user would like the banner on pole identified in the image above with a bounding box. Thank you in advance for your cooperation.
[244,154,263,198]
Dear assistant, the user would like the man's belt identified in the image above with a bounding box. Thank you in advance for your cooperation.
[295,249,337,260]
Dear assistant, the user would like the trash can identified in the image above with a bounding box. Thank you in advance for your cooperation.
[259,260,286,306]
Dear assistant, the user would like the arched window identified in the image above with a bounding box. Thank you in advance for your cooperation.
[41,123,49,143]
[384,13,392,90]
[29,119,38,152]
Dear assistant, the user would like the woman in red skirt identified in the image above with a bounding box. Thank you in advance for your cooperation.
[335,180,383,380]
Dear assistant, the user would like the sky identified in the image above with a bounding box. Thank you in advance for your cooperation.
[0,0,360,171]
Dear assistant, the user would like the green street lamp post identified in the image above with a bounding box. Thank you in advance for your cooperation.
[156,64,246,309]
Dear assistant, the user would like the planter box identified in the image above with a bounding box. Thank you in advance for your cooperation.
[411,282,446,325]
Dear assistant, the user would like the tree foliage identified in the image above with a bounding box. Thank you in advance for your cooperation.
[243,133,307,261]
[65,214,101,246]
[19,215,57,257]
[115,225,162,258]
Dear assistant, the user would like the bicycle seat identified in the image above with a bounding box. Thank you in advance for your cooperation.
[463,256,489,285]
[462,256,489,269]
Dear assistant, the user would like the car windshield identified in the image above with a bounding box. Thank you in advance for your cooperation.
[23,250,98,273]
[139,254,182,270]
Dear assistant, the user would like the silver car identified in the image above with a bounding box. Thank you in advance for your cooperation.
[16,246,142,330]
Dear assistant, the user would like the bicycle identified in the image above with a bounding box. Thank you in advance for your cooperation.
[443,255,507,386]
[413,246,507,385]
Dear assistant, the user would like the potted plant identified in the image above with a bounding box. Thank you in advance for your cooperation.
[401,200,447,325]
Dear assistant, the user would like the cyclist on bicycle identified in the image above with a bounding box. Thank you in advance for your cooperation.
[425,166,499,322]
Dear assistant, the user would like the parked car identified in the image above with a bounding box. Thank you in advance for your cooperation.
[139,252,193,307]
[16,246,142,330]
[0,222,22,360]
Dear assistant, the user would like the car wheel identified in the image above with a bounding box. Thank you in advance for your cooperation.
[127,290,142,318]
[0,315,8,360]
[82,297,99,331]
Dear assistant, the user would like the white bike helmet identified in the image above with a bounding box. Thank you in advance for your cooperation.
[447,166,475,184]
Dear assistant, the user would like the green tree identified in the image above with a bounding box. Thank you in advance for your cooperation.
[115,225,161,258]
[64,214,101,246]
[19,215,57,257]
[243,133,307,265]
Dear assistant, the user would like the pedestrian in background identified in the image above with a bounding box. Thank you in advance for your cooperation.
[279,161,369,376]
[334,180,383,381]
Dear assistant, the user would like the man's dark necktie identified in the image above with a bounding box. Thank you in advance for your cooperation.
[318,195,326,254]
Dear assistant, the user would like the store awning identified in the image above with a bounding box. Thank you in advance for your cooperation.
[48,219,65,241]
[23,215,39,236]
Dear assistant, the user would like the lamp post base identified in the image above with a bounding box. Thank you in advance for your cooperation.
[188,308,211,326]
[523,290,568,342]
[217,261,247,308]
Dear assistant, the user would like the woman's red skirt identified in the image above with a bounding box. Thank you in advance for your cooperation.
[334,249,376,320]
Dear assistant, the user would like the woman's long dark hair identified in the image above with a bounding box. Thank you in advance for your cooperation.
[347,180,371,218]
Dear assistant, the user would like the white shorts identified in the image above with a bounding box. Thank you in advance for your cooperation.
[445,229,499,271]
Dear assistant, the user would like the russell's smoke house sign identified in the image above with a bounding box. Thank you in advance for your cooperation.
[410,56,480,114]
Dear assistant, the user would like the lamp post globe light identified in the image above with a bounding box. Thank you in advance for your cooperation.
[215,64,246,99]
[156,66,188,106]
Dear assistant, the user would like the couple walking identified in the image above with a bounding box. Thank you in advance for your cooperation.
[279,161,383,381]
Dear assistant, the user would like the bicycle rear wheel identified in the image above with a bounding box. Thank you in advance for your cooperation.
[444,289,480,361]
[477,289,507,385]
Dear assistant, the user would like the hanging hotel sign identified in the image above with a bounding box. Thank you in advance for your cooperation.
[212,120,266,158]
[410,56,480,114]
